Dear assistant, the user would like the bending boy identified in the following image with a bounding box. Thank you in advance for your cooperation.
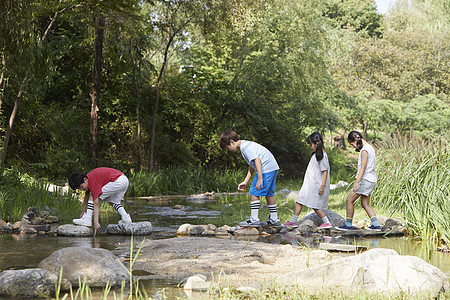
[220,131,280,226]
[69,167,132,235]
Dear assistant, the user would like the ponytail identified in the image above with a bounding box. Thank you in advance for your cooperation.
[348,131,363,152]
[307,132,324,161]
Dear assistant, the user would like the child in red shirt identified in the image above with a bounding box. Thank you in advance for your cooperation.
[69,167,132,234]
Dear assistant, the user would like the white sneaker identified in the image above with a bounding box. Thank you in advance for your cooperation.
[118,214,132,225]
[73,214,92,227]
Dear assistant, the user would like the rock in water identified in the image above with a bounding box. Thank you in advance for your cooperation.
[38,247,130,287]
[106,221,152,236]
[57,224,93,237]
[0,268,70,297]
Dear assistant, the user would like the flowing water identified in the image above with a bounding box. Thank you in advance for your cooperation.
[0,196,449,299]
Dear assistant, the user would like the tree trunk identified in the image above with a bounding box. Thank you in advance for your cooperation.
[133,64,143,172]
[149,20,190,170]
[149,40,171,170]
[0,76,27,173]
[89,17,104,168]
[0,9,59,173]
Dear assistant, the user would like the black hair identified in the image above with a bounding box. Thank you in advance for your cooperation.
[69,172,87,190]
[347,131,364,152]
[307,132,324,161]
[219,131,240,149]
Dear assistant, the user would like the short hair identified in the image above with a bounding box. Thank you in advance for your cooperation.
[69,172,87,190]
[219,131,240,149]
[347,131,364,152]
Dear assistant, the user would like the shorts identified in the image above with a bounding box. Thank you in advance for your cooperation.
[355,179,376,196]
[249,170,278,197]
[99,174,129,204]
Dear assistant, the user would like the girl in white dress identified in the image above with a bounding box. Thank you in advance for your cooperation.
[283,132,332,229]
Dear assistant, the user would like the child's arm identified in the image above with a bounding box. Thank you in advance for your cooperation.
[253,158,263,190]
[318,170,328,195]
[353,150,368,192]
[238,168,254,191]
[93,198,100,235]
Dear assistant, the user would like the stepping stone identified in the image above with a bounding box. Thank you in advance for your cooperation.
[319,243,367,252]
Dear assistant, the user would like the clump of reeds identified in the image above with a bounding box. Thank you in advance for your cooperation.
[0,168,78,222]
[127,167,244,196]
[373,133,449,246]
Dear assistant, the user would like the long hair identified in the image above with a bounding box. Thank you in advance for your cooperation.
[307,132,324,161]
[347,131,363,152]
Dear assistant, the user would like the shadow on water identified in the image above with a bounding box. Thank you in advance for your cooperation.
[0,195,449,298]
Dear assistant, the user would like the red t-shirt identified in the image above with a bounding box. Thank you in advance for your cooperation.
[86,167,123,200]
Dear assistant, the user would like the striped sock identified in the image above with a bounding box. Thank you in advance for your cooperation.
[85,201,94,217]
[371,216,380,227]
[113,203,128,218]
[268,204,278,221]
[250,200,260,220]
[345,218,353,227]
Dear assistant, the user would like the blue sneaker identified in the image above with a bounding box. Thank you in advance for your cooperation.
[336,224,359,231]
[366,225,381,231]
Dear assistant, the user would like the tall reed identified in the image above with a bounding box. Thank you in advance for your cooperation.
[373,134,449,245]
[0,168,78,222]
[127,167,244,196]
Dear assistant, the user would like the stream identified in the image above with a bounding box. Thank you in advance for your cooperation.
[0,196,449,299]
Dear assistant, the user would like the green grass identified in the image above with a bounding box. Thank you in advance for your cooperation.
[203,283,450,300]
[372,134,449,246]
[0,168,79,223]
[127,166,245,196]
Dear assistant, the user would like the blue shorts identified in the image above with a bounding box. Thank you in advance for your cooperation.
[249,170,278,197]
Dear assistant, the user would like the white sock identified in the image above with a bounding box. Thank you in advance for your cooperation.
[250,200,260,220]
[85,201,94,218]
[291,214,299,223]
[268,204,278,221]
[113,203,128,218]
[322,216,330,224]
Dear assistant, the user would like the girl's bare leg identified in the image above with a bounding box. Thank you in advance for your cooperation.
[361,194,376,218]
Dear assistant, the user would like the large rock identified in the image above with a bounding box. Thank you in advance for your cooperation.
[38,247,130,287]
[106,221,152,235]
[0,268,70,297]
[278,248,449,297]
[299,209,345,228]
[57,224,93,237]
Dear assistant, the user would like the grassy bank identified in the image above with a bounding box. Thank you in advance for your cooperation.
[373,134,449,246]
[0,168,79,223]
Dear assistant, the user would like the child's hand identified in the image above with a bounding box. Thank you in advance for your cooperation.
[238,182,247,191]
[318,185,325,195]
[93,222,101,236]
[352,182,360,193]
[256,178,263,191]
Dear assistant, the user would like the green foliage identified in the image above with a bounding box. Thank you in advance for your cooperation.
[373,134,449,245]
[127,167,245,196]
[322,0,384,38]
[0,167,78,222]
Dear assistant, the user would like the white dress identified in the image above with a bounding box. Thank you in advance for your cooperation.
[295,152,330,209]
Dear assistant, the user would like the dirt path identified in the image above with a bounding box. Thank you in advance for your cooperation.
[114,237,349,288]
